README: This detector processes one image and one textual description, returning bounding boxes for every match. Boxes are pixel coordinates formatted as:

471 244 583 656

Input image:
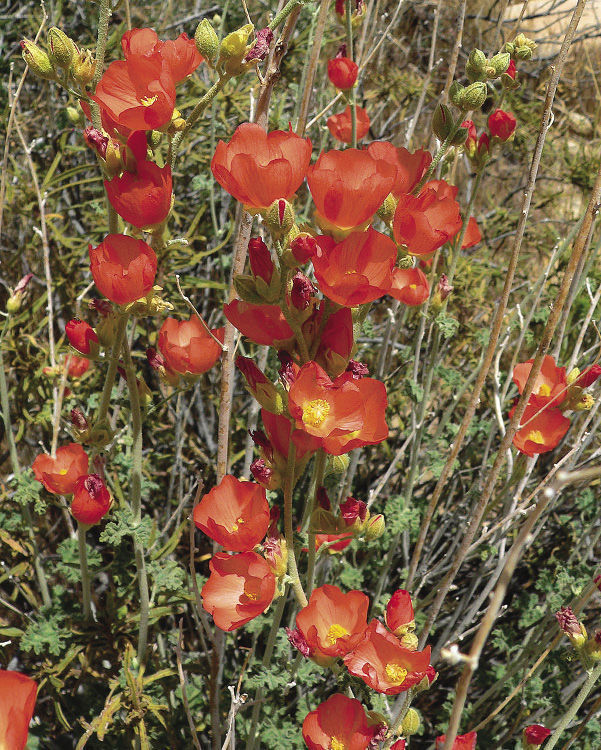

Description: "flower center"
385 663 408 685
230 517 245 533
538 383 551 397
139 95 158 107
330 738 346 750
409 284 417 290
243 587 258 601
526 430 545 445
302 398 330 428
326 623 349 646
58 468 68 475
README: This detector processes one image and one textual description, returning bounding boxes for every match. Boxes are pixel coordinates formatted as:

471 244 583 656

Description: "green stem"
96 314 128 427
90 0 112 129
121 329 150 664
245 591 288 750
283 442 308 607
544 662 601 750
0 316 51 607
78 522 92 622
306 450 327 596
268 0 303 30
344 0 357 148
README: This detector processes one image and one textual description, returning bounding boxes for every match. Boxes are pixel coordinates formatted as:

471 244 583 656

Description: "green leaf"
10 469 46 514
56 537 102 583
99 505 153 548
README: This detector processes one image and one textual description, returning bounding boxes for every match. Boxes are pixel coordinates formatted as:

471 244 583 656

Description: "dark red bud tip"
285 627 311 657
346 359 369 379
146 347 165 370
70 408 89 431
84 473 105 498
316 486 331 510
277 351 296 386
290 272 314 310
335 43 348 58
250 458 274 486
14 273 33 294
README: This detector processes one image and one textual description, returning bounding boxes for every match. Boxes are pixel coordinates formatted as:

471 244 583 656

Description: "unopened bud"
70 407 89 433
233 274 266 304
489 52 511 78
264 198 295 239
326 453 350 476
432 103 455 141
47 27 76 68
6 273 33 313
66 105 82 124
400 708 421 736
377 193 398 223
449 81 465 107
465 48 487 82
21 39 55 79
236 356 285 413
555 606 587 648
290 272 315 311
71 48 96 87
365 513 385 541
461 81 487 110
195 19 220 64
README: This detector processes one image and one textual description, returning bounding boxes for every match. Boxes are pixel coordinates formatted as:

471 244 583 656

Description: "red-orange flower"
32 442 89 495
121 28 203 82
385 589 415 635
296 584 369 665
393 180 462 255
211 123 312 210
67 354 91 378
524 725 551 746
367 141 432 197
343 620 431 694
389 267 429 306
0 669 38 750
158 315 224 376
461 216 482 249
66 319 99 356
435 732 477 749
307 149 396 232
71 474 112 525
312 229 396 306
288 361 364 442
327 106 370 144
327 56 358 90
321 375 388 454
89 234 157 305
488 108 516 141
224 300 294 347
105 132 172 229
510 402 570 457
201 551 276 631
193 475 270 551
302 693 374 750
512 355 567 407
91 55 176 133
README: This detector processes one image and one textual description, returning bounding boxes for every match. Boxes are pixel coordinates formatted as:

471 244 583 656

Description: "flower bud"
70 407 90 436
236 356 285 413
21 39 55 79
573 364 601 388
523 725 551 748
488 109 517 141
264 198 295 239
6 273 33 313
377 193 398 223
218 23 254 74
400 708 421 736
325 453 350 476
585 632 601 662
251 458 281 490
289 234 318 265
465 48 487 82
432 103 455 141
555 606 587 648
290 272 315 311
449 80 465 107
66 318 100 357
489 52 511 78
72 474 111 526
248 237 274 284
146 347 179 386
263 534 288 578
339 496 369 534
461 81 487 110
71 48 96 87
47 27 76 68
233 274 266 304
364 513 385 541
195 18 220 64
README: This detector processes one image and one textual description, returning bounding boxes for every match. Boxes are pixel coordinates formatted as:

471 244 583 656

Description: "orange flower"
510 402 570 457
312 229 396 306
211 123 312 210
224 300 294 347
367 141 432 197
327 56 358 90
89 234 157 305
0 669 37 750
105 131 172 229
66 319 99 356
296 584 369 665
327 105 370 144
288 361 364 441
393 179 462 255
385 589 415 635
343 620 431 694
71 474 112 525
307 149 396 233
435 732 477 749
302 693 374 750
512 355 568 407
389 267 430 306
201 551 276 631
32 442 89 495
488 108 516 141
321 375 388 454
461 216 482 249
67 354 91 378
121 28 203 82
91 55 176 133
158 315 224 376
193 475 270 551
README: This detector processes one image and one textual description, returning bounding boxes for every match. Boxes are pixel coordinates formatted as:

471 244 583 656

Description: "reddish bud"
250 458 275 488
249 429 273 459
290 235 318 264
66 318 99 356
248 237 274 284
555 605 587 646
524 725 551 746
327 56 358 90
290 272 315 310
488 108 517 141
277 351 296 387
346 360 370 379
83 126 108 159
385 589 415 635
70 408 89 432
89 299 113 317
340 496 368 525
243 27 274 62
506 59 517 79
576 364 601 388
437 274 454 302
286 627 311 657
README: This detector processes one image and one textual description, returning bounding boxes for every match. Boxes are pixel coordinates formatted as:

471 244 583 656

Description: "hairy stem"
78 522 92 622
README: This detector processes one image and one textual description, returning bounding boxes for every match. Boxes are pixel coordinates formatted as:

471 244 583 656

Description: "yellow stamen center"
243 588 258 601
410 284 417 290
538 383 551 397
140 95 158 107
230 517 245 533
526 430 545 445
330 738 346 750
326 623 349 646
385 663 408 685
59 468 68 475
302 398 330 428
